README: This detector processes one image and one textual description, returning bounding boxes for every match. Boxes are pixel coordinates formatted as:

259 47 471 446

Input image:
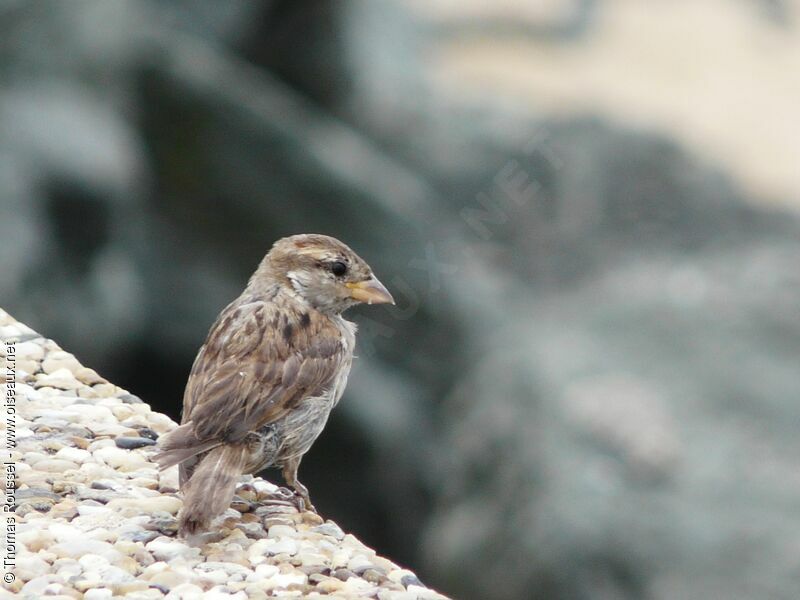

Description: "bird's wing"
182 297 348 444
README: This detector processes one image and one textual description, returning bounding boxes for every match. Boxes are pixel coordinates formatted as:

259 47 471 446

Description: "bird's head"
255 234 395 313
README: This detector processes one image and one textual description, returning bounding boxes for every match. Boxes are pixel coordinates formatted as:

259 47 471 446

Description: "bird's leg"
282 457 316 513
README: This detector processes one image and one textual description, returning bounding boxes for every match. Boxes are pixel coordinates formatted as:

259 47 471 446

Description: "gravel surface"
0 308 448 600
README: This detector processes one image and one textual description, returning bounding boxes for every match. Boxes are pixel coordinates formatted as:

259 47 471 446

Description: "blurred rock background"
3 1 800 598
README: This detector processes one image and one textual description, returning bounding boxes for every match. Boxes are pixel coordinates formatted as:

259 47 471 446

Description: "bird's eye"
330 261 348 277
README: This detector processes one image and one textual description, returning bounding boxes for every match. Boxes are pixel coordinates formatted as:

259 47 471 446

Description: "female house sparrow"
155 234 394 536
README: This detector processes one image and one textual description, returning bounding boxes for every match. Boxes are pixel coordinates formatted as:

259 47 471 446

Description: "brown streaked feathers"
184 300 347 443
154 234 394 536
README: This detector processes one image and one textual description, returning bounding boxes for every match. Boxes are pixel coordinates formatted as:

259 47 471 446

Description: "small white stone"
55 446 92 464
203 590 247 600
122 589 165 599
0 322 35 339
267 524 298 539
111 405 136 420
299 552 328 567
158 467 179 491
128 403 152 416
13 553 50 581
89 422 135 436
146 537 197 562
372 556 396 572
65 403 117 423
264 537 298 556
107 496 181 516
100 565 137 584
330 549 350 569
84 589 114 600
50 394 83 407
21 575 59 596
265 571 307 589
246 563 279 582
77 461 119 481
165 583 204 599
89 438 118 451
92 383 119 397
387 569 417 584
56 560 83 579
79 553 111 571
125 470 160 483
341 577 377 593
247 539 271 555
347 554 375 573
197 562 252 577
142 561 170 577
197 569 229 585
77 505 115 517
50 539 122 562
15 426 35 439
33 458 79 473
73 512 126 538
15 382 38 400
15 340 44 359
94 446 151 471
146 411 178 433
35 368 80 390
22 451 48 465
48 522 81 543
42 351 82 374
342 533 368 550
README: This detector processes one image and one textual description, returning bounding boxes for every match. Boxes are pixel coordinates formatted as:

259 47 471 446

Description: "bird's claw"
291 490 316 513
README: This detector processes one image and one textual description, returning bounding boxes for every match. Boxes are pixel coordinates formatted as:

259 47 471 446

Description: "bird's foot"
264 486 298 506
291 490 316 514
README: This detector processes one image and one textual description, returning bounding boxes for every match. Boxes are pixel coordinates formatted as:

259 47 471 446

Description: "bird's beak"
346 277 395 305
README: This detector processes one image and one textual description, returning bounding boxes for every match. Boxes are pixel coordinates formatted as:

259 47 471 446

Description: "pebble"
7 312 446 600
402 574 425 588
34 368 81 390
266 571 307 589
165 583 204 598
94 446 152 471
247 563 279 581
34 458 80 473
264 537 298 556
42 351 82 374
146 537 198 562
107 496 182 516
312 522 345 540
75 366 106 385
52 540 123 562
14 554 51 581
66 403 117 423
55 446 92 463
15 340 44 361
112 404 137 420
115 436 158 449
50 499 80 520
347 554 376 573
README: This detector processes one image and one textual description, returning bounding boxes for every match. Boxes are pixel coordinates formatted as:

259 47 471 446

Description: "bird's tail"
152 423 220 471
178 443 249 537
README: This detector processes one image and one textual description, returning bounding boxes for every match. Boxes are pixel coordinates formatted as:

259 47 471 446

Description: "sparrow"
154 234 394 536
